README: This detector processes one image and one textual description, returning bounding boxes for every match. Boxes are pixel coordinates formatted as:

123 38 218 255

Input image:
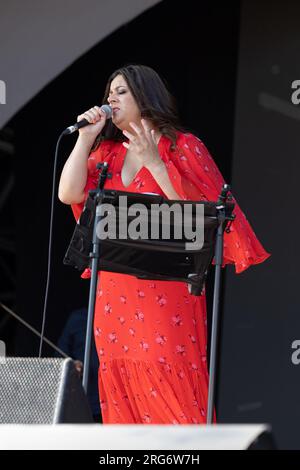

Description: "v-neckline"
119 134 164 188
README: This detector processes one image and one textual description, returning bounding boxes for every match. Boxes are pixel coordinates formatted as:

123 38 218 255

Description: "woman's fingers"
129 121 143 136
77 106 103 123
77 111 91 122
141 118 152 134
140 119 157 146
76 105 107 136
123 120 157 152
122 129 136 142
128 121 150 146
84 108 99 123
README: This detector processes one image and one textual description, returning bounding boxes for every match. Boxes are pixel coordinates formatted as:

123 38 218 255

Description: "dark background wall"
9 0 239 355
3 0 299 450
218 0 300 450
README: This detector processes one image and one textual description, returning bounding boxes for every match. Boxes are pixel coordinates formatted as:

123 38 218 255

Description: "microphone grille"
101 104 112 119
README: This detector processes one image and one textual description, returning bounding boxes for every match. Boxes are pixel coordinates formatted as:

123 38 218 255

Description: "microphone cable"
38 130 65 357
38 106 111 356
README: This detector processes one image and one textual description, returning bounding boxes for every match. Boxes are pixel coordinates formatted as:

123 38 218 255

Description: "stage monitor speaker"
0 357 93 423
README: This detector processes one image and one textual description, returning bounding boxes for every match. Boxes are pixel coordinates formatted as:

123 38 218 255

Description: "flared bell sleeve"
161 132 271 274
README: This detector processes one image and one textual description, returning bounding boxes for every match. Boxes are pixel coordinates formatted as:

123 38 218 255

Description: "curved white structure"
0 0 161 128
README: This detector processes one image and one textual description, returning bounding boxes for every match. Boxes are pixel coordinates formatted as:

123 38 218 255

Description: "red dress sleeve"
70 140 113 279
71 147 102 222
70 141 112 222
162 132 271 274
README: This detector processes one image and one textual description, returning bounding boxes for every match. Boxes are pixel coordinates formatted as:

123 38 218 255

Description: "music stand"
64 162 235 424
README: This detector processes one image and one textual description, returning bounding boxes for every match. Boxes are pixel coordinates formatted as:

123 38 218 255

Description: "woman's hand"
122 119 164 170
77 105 107 139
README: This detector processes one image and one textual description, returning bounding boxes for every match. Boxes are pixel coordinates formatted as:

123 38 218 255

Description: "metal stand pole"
82 162 110 393
207 184 233 424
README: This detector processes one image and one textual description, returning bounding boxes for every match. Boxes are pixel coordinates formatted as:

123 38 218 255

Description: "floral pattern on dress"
70 131 270 424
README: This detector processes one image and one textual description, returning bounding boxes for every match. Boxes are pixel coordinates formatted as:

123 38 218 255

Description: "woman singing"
58 64 270 424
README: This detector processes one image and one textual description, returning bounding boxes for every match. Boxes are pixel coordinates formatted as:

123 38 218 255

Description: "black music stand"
64 162 235 424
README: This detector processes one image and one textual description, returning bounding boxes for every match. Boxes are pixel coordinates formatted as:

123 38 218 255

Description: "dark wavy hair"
92 64 187 152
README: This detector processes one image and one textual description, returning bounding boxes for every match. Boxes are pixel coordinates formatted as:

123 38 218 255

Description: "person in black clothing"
56 307 101 423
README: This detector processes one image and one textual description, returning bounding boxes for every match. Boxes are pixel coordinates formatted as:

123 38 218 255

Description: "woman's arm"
58 134 94 204
146 160 182 200
58 105 108 204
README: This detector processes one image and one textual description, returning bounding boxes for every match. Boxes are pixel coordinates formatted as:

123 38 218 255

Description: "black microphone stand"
207 184 234 424
82 162 111 393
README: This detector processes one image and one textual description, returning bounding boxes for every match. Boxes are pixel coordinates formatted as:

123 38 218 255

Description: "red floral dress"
71 132 270 424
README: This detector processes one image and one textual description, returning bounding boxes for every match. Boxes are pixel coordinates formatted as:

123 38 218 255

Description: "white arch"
0 0 161 128
0 80 6 105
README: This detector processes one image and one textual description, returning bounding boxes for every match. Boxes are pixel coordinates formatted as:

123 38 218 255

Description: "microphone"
63 104 112 135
